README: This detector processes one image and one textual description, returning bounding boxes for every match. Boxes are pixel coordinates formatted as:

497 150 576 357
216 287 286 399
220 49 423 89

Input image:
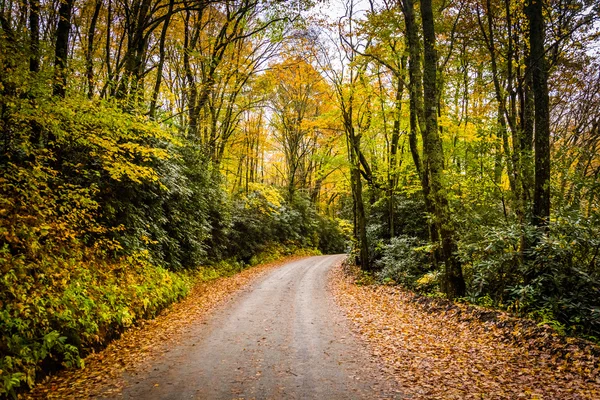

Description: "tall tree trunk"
351 130 369 269
29 0 40 73
477 0 518 198
28 0 42 146
527 0 551 227
117 0 151 102
402 0 440 262
478 0 527 224
420 0 466 298
104 0 114 98
53 0 74 97
504 0 524 222
389 70 405 238
86 0 102 98
183 8 199 137
343 96 369 269
521 58 535 204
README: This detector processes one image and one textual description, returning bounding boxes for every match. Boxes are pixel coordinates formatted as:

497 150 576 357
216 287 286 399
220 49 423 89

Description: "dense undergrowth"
363 189 600 343
0 93 347 397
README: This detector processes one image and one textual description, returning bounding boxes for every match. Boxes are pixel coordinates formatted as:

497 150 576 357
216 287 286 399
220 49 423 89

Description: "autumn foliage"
0 1 345 395
2 0 600 397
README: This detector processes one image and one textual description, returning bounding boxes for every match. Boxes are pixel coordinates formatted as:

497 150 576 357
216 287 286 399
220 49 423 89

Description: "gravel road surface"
118 255 400 399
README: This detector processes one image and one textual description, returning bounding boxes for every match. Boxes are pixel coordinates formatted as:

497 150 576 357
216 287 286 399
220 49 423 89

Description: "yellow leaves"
416 272 437 288
245 182 283 213
105 161 159 184
38 97 179 187
336 219 354 238
140 235 158 246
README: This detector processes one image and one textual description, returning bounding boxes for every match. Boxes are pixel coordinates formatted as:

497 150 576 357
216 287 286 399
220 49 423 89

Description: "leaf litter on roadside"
330 264 600 400
25 256 305 399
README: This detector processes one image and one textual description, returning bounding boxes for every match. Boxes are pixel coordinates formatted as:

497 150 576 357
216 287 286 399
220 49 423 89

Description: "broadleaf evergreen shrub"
458 213 600 338
375 236 435 289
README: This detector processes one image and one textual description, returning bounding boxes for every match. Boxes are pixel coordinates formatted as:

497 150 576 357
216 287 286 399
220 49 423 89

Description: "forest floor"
331 263 600 399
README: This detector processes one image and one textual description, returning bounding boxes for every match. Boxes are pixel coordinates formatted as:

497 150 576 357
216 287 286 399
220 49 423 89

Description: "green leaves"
456 216 600 339
0 250 191 397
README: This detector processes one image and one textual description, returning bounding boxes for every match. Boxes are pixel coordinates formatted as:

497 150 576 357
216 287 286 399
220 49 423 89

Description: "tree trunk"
104 0 114 98
29 0 40 73
53 0 75 98
477 0 519 197
527 0 551 228
351 132 370 270
86 0 102 99
116 0 151 102
402 0 441 262
421 0 466 299
149 0 174 118
184 8 199 137
388 74 405 238
521 60 535 204
344 102 370 269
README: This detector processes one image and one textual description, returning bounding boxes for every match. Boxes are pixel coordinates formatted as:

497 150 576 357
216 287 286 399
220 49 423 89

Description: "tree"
420 0 465 298
326 1 372 269
54 0 75 97
268 57 331 200
526 0 551 228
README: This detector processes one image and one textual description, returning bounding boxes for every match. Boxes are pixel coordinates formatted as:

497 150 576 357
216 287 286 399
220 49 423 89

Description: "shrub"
0 245 191 397
375 235 434 289
225 186 347 262
367 189 429 240
459 212 600 338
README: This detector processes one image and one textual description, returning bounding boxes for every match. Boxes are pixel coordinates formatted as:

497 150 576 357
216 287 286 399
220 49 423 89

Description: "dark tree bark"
477 0 516 194
103 0 114 98
521 62 535 204
0 14 18 159
29 0 40 73
420 0 466 298
116 0 152 101
401 0 440 259
388 65 406 238
27 0 43 146
527 0 551 227
334 52 370 269
504 0 524 219
345 113 370 270
53 0 75 97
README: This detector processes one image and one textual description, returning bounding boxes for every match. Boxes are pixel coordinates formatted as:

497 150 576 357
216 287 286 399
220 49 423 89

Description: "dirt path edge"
25 255 308 399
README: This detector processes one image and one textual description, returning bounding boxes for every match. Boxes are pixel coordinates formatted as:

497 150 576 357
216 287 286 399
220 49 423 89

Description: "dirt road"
117 255 399 399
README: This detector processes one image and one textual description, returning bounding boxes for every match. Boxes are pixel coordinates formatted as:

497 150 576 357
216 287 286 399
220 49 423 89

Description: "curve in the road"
118 255 400 399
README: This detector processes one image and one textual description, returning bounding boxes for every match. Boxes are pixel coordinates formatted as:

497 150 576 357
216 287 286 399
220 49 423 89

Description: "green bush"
0 247 191 397
367 189 429 240
375 235 435 289
459 212 600 338
225 186 347 263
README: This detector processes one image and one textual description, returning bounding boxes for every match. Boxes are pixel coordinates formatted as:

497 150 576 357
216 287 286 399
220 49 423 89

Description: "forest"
1 0 599 396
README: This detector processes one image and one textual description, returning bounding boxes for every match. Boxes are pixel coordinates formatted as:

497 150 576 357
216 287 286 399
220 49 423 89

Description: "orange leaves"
331 264 600 400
